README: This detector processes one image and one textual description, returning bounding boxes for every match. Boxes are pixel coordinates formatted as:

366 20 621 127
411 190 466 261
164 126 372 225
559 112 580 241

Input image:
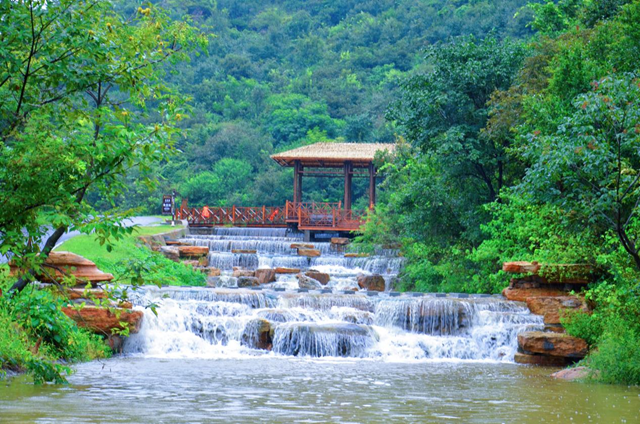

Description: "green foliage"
56 226 206 287
562 280 640 385
110 0 534 213
0 283 110 384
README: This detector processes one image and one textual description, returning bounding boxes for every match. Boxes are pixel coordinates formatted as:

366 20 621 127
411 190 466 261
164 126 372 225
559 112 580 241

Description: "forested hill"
112 0 534 211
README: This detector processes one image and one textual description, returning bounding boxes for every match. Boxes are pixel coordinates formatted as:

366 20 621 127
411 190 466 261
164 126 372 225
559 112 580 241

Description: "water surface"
1 357 639 423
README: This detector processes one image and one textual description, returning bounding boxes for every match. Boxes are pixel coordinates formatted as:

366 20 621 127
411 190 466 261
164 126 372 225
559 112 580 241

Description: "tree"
0 0 206 292
522 73 640 269
390 35 528 204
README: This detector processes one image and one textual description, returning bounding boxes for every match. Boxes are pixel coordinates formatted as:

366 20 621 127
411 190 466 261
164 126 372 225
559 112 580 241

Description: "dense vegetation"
358 0 640 384
109 0 536 211
2 0 639 386
0 0 206 382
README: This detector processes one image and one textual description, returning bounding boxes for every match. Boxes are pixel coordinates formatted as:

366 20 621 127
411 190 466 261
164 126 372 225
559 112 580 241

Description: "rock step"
518 331 588 359
62 306 143 335
525 296 589 325
502 261 593 285
514 352 571 366
10 251 113 285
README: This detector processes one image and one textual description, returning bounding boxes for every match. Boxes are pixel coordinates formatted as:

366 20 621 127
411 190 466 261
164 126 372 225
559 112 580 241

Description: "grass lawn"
55 224 205 286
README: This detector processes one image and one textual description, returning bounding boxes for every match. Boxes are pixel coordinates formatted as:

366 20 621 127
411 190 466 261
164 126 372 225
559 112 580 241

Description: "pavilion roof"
271 142 396 167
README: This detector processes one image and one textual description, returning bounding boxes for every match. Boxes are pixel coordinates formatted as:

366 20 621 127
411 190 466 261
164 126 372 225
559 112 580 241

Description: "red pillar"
293 160 303 204
344 161 353 211
369 162 376 209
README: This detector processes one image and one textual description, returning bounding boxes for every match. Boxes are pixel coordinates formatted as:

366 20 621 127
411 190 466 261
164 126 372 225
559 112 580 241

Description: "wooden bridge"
177 142 395 234
175 201 366 232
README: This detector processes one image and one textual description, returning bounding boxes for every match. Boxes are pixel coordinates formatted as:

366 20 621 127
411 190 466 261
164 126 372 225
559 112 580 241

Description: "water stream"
1 228 639 422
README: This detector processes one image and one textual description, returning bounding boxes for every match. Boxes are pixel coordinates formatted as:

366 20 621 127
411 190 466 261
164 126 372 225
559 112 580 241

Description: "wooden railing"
176 205 286 227
182 202 366 231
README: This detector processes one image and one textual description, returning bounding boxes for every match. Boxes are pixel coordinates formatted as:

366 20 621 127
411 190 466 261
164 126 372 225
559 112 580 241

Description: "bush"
0 282 110 384
563 279 640 385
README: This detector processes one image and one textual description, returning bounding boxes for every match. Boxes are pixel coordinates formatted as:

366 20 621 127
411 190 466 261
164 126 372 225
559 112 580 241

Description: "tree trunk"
9 226 67 293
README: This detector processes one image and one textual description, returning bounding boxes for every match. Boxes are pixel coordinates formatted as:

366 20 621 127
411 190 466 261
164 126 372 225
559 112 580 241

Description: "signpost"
162 195 173 216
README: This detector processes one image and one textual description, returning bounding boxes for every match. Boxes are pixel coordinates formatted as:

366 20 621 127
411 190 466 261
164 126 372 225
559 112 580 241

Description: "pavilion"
178 142 396 233
270 142 396 211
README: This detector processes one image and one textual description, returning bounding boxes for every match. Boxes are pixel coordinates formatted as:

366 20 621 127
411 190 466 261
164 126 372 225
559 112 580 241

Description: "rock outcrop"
357 274 386 291
305 271 330 285
518 331 588 359
297 248 321 257
331 237 350 245
525 296 588 325
255 268 277 285
243 318 272 350
551 366 591 381
233 267 255 278
514 352 571 366
502 261 594 301
177 246 209 258
237 276 260 287
10 251 114 287
62 306 143 335
344 253 369 258
159 246 180 261
232 249 257 254
275 267 300 274
291 243 314 249
297 273 323 290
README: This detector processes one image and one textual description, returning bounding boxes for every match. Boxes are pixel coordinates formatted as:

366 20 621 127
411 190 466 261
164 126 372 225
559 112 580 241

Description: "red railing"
182 202 366 231
176 205 286 227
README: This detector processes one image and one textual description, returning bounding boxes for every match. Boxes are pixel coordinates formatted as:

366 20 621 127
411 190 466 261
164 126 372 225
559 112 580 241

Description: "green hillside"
106 0 534 211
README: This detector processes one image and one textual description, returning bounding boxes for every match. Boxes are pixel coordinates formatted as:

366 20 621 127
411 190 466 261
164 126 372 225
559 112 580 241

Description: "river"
1 227 639 423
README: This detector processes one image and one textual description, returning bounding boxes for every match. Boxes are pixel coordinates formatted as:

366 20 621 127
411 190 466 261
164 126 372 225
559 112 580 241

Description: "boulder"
305 271 330 285
275 267 300 274
66 288 108 300
502 261 593 285
297 273 323 290
255 268 277 285
233 267 255 278
182 260 200 268
232 249 257 254
206 276 221 288
137 234 166 251
177 246 209 258
357 274 386 291
237 276 260 288
291 243 314 249
242 318 272 350
518 331 588 358
165 240 190 246
10 251 114 286
61 306 143 335
159 246 180 261
331 237 350 245
502 287 569 302
526 296 589 325
345 253 369 258
207 267 221 277
514 352 570 366
503 261 542 274
551 366 591 381
298 248 321 257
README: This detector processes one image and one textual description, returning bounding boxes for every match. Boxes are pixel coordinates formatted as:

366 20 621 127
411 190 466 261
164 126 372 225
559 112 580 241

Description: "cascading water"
124 227 543 362
125 288 542 361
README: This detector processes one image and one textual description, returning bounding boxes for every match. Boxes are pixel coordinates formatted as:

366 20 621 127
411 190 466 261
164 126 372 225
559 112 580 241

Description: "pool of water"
1 357 639 423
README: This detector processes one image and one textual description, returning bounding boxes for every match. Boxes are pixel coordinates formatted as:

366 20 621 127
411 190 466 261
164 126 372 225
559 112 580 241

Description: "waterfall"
125 288 543 362
125 227 542 361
